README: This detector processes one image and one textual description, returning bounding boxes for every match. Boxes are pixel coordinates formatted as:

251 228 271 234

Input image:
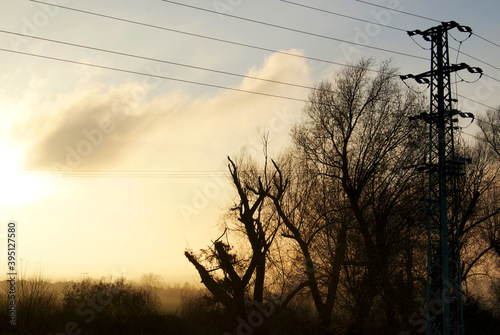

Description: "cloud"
17 80 186 169
17 49 311 171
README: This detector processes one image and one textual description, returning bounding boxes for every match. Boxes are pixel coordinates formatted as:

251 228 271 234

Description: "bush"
61 276 160 333
0 270 58 335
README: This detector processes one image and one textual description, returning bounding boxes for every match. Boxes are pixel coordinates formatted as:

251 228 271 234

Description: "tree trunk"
347 256 379 335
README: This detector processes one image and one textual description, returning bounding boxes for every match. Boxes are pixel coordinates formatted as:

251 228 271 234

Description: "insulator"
467 66 483 74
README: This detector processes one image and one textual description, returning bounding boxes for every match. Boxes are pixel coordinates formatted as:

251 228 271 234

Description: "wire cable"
473 33 500 49
409 34 431 50
158 0 426 60
18 4 499 114
355 0 500 51
0 30 324 93
456 93 497 110
21 169 227 178
449 46 500 72
279 0 407 32
26 0 379 73
27 0 427 62
0 47 309 103
354 0 441 23
480 73 500 83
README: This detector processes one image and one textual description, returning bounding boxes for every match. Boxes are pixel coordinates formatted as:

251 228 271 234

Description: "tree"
454 141 499 279
268 156 350 334
289 58 427 334
184 153 300 334
140 273 165 291
477 106 500 157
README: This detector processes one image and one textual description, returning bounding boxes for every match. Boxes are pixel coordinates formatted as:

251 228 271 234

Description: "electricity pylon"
401 21 482 335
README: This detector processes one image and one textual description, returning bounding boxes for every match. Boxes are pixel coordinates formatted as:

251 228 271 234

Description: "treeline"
184 59 500 335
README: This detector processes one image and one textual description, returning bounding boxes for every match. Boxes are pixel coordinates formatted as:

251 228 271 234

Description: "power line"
354 0 441 23
283 0 499 76
473 33 500 49
456 93 497 110
298 0 500 73
461 131 485 142
16 3 497 113
0 30 323 93
159 0 426 60
450 46 500 72
26 0 378 73
450 43 500 84
3 36 491 114
28 0 427 62
355 0 500 51
0 47 309 103
21 169 227 178
482 73 500 84
280 0 406 32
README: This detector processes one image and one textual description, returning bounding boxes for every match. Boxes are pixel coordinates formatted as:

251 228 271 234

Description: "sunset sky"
0 0 499 283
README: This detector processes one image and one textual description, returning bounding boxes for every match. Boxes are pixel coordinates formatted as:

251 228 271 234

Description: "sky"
0 0 499 284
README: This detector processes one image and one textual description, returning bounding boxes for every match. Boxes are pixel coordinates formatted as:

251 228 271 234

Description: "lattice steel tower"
401 21 482 335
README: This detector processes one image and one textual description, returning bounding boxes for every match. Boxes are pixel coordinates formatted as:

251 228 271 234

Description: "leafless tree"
184 151 308 334
477 106 500 157
289 58 427 334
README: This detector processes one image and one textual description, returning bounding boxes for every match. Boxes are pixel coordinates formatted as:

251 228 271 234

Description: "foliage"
61 276 160 325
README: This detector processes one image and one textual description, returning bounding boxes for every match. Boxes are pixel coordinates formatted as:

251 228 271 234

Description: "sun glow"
0 147 54 206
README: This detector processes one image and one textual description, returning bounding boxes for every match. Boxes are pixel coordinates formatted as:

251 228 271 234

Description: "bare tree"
454 140 500 294
289 58 427 334
268 155 350 334
140 273 165 291
184 156 273 318
184 150 311 335
477 106 500 157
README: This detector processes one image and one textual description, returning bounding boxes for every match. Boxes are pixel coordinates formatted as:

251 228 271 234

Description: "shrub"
61 276 160 332
0 271 58 335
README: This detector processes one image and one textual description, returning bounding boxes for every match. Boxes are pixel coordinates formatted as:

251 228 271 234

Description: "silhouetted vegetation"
0 274 224 335
185 59 500 335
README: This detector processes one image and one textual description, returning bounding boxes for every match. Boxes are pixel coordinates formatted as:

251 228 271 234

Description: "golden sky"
0 0 499 283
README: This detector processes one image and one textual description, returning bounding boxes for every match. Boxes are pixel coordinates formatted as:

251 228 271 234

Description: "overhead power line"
473 34 500 49
284 0 499 78
0 47 309 103
354 0 439 23
22 169 227 178
28 1 426 61
16 2 499 113
480 73 500 83
450 46 500 72
280 0 406 32
283 0 499 74
355 0 500 50
0 30 322 93
159 0 426 60
1 42 491 115
456 93 497 110
26 0 377 73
